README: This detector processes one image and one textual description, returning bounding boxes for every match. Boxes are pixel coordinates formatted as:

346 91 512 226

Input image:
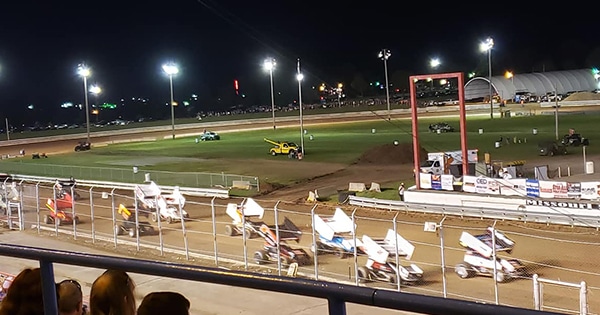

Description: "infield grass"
1 110 597 198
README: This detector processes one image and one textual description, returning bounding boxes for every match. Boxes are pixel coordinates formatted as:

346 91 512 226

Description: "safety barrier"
10 174 230 199
348 195 600 228
0 243 561 315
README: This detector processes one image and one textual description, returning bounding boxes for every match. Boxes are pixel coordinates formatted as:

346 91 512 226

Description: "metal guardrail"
0 162 258 191
0 243 562 315
348 195 600 228
10 174 230 199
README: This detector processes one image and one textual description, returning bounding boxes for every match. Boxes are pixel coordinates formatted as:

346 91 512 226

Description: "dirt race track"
4 104 600 313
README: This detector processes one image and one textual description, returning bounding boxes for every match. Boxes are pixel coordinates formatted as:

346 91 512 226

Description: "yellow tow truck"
264 138 299 156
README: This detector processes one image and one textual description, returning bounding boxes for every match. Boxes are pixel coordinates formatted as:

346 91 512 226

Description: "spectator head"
57 279 85 315
0 267 44 315
89 270 135 315
137 291 190 315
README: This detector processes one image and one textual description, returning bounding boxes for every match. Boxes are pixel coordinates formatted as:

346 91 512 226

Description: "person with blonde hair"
0 267 44 315
89 270 135 315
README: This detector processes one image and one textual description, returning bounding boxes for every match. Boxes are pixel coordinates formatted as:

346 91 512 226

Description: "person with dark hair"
89 270 136 315
57 279 86 315
137 291 190 315
398 183 405 201
0 267 44 315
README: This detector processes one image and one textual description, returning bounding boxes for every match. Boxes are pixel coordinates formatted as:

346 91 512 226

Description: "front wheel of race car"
224 225 236 236
357 267 370 283
44 215 53 224
254 250 268 265
455 264 473 279
151 213 158 222
128 228 136 238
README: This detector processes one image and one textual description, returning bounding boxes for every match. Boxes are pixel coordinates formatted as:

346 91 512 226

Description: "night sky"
0 0 598 124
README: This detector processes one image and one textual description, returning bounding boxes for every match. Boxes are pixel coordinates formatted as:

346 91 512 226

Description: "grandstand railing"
0 243 562 315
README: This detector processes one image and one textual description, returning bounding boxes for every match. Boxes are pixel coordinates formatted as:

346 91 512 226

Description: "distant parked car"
200 131 220 141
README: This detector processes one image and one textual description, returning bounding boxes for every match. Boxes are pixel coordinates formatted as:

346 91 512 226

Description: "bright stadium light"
162 63 179 139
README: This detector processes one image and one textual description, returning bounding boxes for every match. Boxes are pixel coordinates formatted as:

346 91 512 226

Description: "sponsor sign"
580 182 600 200
525 199 600 210
431 174 442 190
441 174 454 191
526 179 540 197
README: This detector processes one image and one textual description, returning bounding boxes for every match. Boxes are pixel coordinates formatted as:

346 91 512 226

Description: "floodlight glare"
89 85 102 95
162 64 179 75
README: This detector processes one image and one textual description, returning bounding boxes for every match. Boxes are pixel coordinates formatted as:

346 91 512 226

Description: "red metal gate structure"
409 72 468 190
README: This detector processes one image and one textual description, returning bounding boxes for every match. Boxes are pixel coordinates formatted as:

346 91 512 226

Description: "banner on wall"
580 182 600 200
495 178 527 197
539 181 568 199
431 175 442 190
567 182 581 198
441 174 454 191
526 179 540 197
422 173 600 202
463 175 476 193
476 176 500 195
419 173 432 190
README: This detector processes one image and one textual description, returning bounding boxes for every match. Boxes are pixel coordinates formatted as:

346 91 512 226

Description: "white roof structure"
465 69 598 101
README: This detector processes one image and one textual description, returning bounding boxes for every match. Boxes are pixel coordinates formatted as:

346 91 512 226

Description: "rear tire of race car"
44 215 52 224
56 218 62 226
151 213 158 222
271 151 277 156
279 256 290 268
495 271 506 283
254 250 268 265
334 247 347 259
357 267 370 283
166 216 173 224
224 225 236 236
74 216 80 225
389 273 398 286
454 264 472 279
115 225 123 236
128 228 136 238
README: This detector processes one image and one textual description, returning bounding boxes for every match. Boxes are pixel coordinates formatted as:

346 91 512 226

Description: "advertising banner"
580 182 600 200
475 176 500 195
431 175 442 190
441 174 454 191
538 181 568 199
497 178 527 197
463 175 476 193
526 179 540 198
419 173 432 190
567 182 581 198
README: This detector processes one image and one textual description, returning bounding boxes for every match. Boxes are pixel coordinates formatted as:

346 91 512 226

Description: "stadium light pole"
263 58 277 130
296 59 305 157
378 49 392 120
77 64 91 143
480 37 494 119
89 85 102 124
162 63 179 140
